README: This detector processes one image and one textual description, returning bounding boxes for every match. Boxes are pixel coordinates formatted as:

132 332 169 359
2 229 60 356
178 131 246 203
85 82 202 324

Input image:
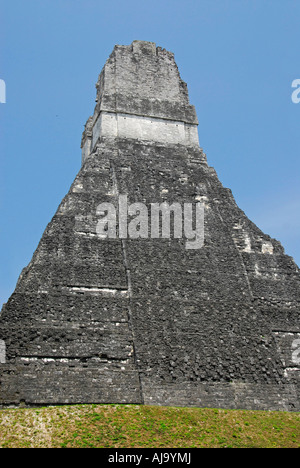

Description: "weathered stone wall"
90 112 199 150
81 41 199 163
0 41 299 410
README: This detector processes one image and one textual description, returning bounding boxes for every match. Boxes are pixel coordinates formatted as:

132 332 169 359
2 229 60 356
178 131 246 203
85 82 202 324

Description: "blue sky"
0 0 299 308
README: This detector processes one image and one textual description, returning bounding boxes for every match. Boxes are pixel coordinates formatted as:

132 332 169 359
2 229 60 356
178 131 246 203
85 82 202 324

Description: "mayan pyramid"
0 41 299 410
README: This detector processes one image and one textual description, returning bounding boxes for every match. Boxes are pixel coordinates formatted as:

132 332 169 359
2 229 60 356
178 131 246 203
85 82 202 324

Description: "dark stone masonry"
0 41 299 410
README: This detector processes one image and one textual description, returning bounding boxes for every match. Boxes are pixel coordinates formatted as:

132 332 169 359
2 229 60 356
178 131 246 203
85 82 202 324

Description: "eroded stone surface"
0 41 299 410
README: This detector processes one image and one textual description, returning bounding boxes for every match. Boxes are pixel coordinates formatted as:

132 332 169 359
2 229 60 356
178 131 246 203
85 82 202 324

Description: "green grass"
0 404 299 448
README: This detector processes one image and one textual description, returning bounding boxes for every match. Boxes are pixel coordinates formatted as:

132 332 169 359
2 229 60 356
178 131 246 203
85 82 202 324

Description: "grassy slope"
0 404 299 448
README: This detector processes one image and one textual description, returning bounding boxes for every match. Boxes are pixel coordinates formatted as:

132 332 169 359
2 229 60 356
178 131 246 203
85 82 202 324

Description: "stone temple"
0 41 299 410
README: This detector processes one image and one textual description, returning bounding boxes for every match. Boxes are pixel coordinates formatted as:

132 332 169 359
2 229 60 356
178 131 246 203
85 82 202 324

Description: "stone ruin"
0 41 299 410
